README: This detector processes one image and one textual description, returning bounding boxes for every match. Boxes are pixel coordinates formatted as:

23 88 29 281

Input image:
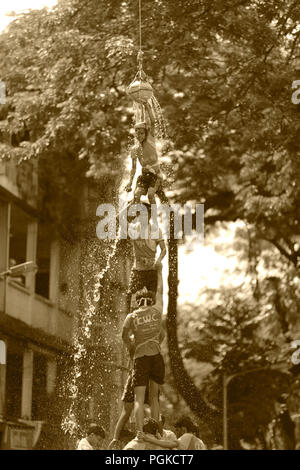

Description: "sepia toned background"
0 0 300 450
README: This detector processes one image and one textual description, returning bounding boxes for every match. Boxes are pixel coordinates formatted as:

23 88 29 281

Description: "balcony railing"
0 278 73 344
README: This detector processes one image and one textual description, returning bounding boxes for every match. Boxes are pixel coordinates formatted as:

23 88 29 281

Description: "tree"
166 215 221 435
175 221 300 448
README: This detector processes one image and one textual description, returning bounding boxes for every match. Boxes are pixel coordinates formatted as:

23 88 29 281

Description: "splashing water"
151 96 168 140
62 230 121 437
133 96 167 140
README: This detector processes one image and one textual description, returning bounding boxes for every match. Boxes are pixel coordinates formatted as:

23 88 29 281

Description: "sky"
0 0 243 309
0 0 57 32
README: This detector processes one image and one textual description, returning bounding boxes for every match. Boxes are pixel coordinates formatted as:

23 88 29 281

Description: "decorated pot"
127 79 153 104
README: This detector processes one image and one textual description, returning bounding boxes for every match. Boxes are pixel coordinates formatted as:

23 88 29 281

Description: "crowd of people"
77 416 206 451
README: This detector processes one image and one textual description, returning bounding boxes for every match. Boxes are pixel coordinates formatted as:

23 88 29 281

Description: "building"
0 155 130 449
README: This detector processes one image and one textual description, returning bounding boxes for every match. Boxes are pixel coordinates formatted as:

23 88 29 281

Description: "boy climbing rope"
122 266 164 434
125 101 168 205
127 202 166 311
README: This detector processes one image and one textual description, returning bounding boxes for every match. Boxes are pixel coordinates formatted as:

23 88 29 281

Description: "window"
5 348 23 419
31 352 47 421
35 224 51 299
9 204 30 286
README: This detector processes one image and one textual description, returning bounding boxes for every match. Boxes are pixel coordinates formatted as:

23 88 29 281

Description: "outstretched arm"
159 327 165 344
154 266 163 311
122 316 135 357
155 240 166 268
125 153 137 192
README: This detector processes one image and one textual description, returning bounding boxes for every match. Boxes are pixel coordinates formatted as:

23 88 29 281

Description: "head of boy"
86 424 105 448
136 286 155 307
143 417 159 436
175 416 198 437
135 122 147 143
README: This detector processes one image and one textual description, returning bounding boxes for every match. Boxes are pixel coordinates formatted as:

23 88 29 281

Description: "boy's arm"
154 266 163 311
141 433 179 449
125 153 137 192
154 239 166 268
122 316 135 356
159 327 165 344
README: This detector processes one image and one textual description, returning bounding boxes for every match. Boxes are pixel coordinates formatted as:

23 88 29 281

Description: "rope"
137 0 144 79
138 0 142 52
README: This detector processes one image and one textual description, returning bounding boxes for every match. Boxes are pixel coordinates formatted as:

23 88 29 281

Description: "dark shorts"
132 354 165 388
122 369 150 404
128 269 157 295
136 170 158 194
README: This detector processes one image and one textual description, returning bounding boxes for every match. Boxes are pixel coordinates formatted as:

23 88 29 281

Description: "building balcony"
0 159 38 209
0 278 73 349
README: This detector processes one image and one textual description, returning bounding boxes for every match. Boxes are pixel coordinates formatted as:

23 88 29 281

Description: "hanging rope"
138 0 142 52
137 0 143 78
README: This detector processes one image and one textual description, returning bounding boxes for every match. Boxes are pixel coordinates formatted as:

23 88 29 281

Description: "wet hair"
87 424 105 438
143 418 159 436
175 416 197 434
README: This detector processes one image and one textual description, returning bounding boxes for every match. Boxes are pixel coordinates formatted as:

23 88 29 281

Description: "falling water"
150 95 168 140
132 96 167 141
62 224 122 439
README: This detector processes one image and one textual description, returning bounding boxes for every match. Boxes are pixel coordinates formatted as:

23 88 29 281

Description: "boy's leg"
112 402 134 441
145 270 158 297
133 186 144 203
133 356 149 432
149 354 165 423
109 369 135 447
149 380 160 423
134 386 147 432
148 187 156 206
156 179 168 204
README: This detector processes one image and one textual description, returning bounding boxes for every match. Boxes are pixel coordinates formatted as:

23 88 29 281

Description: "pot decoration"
126 78 153 104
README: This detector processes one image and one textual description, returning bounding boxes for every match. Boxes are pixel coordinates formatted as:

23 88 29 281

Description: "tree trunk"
166 214 220 431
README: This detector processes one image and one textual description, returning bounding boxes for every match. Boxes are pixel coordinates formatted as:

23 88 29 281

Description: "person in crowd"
157 415 178 442
137 416 207 450
123 418 177 450
174 416 207 450
122 267 164 434
76 424 105 450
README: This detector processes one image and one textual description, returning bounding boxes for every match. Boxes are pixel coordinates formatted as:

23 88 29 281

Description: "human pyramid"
106 60 206 451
